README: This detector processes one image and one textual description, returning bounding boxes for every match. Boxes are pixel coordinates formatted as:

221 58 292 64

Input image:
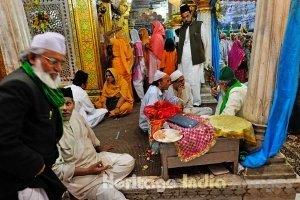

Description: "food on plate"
155 130 166 140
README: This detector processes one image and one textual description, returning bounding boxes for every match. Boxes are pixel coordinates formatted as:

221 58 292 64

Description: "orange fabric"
110 32 133 95
139 28 150 45
144 101 182 149
109 101 133 117
160 49 177 75
95 68 133 114
110 37 132 75
150 21 164 60
139 28 150 73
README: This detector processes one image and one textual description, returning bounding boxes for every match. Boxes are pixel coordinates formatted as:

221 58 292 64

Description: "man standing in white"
177 4 210 107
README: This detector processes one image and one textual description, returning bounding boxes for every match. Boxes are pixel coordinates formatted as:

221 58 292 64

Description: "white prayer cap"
170 70 183 82
31 32 66 55
153 70 167 82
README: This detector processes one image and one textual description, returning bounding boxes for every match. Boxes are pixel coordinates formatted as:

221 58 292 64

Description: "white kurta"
178 24 210 106
67 84 108 128
167 82 212 116
215 84 248 117
52 111 135 200
139 85 179 131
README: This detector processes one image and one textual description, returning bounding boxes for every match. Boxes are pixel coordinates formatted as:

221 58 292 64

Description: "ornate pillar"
117 0 130 41
102 3 113 33
242 0 291 146
69 0 103 90
0 0 31 75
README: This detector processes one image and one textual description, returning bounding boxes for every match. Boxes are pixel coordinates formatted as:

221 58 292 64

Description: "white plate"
153 129 183 143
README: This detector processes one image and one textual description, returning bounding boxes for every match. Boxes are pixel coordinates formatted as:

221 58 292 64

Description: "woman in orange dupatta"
138 28 150 79
148 20 165 83
106 28 133 94
95 68 133 118
160 38 177 75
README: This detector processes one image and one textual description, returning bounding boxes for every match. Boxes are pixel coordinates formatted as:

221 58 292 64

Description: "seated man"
211 66 248 116
139 70 182 153
168 70 213 116
53 88 135 200
66 70 107 128
139 70 173 132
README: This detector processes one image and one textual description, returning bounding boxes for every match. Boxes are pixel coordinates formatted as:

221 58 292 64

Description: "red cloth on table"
169 115 216 162
144 101 182 143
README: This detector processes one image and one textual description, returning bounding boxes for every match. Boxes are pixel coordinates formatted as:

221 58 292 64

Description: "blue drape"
210 0 220 82
242 0 300 168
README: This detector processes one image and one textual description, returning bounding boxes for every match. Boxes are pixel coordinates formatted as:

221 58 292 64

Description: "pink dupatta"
228 40 245 72
150 21 165 60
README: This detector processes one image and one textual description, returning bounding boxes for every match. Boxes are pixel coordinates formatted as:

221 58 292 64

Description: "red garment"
228 40 245 72
144 101 182 141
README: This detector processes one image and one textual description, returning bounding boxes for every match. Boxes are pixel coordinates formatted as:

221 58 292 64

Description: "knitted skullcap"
219 67 235 81
31 32 66 55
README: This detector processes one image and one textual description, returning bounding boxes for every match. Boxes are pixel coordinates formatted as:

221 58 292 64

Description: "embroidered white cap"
153 70 167 82
170 70 183 82
31 32 66 55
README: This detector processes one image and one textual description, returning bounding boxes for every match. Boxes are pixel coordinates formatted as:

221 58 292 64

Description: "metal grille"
23 0 76 83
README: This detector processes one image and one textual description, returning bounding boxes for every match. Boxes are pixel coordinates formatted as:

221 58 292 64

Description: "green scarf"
219 80 242 114
21 61 65 115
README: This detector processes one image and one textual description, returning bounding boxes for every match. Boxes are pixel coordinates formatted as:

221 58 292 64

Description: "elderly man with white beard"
0 32 67 200
167 70 213 116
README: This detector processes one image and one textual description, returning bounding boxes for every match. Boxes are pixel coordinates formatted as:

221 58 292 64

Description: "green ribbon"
21 61 65 122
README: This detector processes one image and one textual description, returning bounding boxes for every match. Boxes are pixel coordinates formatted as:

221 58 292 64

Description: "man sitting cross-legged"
168 70 213 116
52 87 135 200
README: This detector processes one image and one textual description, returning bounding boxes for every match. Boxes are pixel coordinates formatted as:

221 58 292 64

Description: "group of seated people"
139 66 247 131
55 65 247 199
66 68 134 129
70 65 247 134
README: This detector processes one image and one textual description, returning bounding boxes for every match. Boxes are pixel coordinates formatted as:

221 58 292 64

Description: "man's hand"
177 85 184 98
87 161 112 175
211 85 219 97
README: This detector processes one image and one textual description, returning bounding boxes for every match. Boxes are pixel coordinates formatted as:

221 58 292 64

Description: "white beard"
32 58 61 89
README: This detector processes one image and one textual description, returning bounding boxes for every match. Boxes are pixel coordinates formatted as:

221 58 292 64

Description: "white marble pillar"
0 0 31 74
242 0 291 143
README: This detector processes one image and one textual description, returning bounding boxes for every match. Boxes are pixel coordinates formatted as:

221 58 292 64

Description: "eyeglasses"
41 55 65 66
174 78 184 84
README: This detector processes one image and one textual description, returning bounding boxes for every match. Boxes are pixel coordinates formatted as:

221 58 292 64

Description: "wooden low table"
160 138 239 180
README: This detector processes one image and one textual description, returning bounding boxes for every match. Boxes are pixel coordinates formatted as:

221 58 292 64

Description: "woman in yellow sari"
95 68 133 118
113 30 133 90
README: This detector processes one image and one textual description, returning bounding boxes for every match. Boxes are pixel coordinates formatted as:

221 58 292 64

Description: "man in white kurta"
53 88 135 200
67 84 108 128
66 70 108 128
168 70 213 115
177 4 210 107
212 67 247 117
139 70 179 132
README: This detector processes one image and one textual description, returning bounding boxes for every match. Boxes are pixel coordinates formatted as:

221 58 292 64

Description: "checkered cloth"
169 115 216 162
